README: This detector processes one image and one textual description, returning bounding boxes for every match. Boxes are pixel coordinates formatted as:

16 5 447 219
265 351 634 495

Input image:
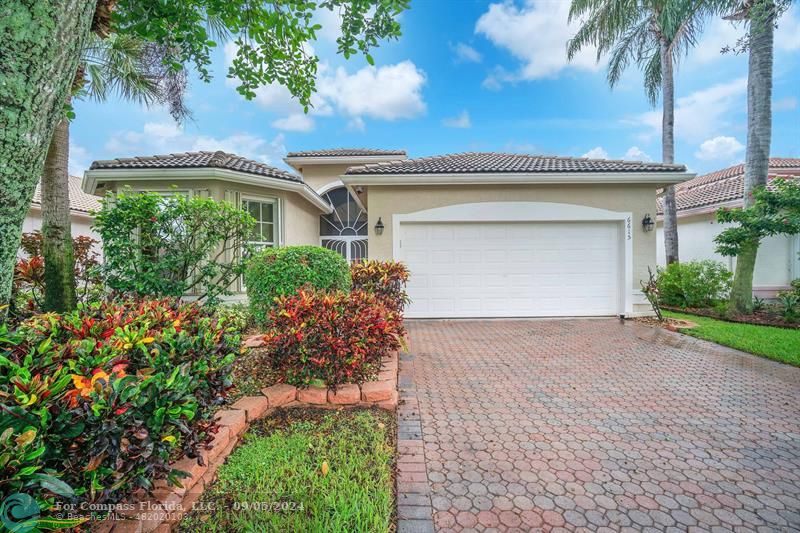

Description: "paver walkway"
396 319 800 532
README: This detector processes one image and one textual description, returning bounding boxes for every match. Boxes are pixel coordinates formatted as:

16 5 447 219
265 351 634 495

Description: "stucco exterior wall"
23 209 99 242
365 184 659 314
294 164 353 192
657 213 798 296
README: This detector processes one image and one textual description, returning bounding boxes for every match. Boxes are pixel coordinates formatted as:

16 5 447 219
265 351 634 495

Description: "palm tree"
567 0 709 266
721 0 786 313
40 34 189 312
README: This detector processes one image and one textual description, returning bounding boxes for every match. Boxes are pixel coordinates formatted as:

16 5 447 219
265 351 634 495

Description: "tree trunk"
660 39 679 265
41 116 77 312
729 0 774 314
0 0 96 316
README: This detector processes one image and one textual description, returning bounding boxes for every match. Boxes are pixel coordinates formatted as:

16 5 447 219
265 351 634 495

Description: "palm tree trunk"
0 0 95 315
729 0 774 314
41 116 77 312
660 39 679 265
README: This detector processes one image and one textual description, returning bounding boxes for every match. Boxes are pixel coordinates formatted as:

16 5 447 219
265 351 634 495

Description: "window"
242 197 278 249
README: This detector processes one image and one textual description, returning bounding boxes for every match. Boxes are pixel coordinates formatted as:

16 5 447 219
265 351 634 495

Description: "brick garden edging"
95 351 399 533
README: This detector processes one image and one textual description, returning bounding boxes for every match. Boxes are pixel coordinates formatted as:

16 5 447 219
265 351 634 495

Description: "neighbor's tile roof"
90 151 303 183
31 175 102 214
657 158 800 215
344 152 687 175
286 148 407 158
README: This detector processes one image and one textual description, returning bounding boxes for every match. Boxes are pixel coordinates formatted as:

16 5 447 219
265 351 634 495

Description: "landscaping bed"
662 305 800 329
661 310 800 367
178 407 395 533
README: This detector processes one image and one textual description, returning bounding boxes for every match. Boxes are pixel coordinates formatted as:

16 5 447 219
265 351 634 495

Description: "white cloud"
105 120 287 166
694 136 744 161
271 113 315 132
317 60 426 120
775 96 798 112
688 5 799 66
442 110 471 129
450 42 482 63
69 142 92 176
224 42 425 127
582 146 609 159
475 0 601 84
624 146 652 162
346 117 366 132
629 77 747 143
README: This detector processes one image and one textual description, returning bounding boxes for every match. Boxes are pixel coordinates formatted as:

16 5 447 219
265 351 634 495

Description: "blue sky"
71 0 800 177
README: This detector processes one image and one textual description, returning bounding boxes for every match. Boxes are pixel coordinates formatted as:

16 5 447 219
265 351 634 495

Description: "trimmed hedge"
244 246 351 324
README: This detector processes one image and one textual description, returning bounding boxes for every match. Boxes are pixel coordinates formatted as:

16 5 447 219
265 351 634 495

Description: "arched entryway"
320 186 368 261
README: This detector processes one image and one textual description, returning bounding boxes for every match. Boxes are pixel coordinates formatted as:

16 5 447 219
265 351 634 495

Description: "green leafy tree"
715 179 800 277
40 33 189 313
568 0 712 265
0 0 408 316
93 191 256 303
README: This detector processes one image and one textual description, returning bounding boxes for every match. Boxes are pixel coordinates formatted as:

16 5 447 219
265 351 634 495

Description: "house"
83 149 692 318
25 175 102 241
656 158 800 298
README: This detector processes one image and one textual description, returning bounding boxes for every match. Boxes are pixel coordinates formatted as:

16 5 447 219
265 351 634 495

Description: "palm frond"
642 49 663 106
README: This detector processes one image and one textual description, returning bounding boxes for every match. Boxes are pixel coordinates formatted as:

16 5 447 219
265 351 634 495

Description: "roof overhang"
656 199 741 221
341 171 695 186
284 154 407 171
83 167 333 214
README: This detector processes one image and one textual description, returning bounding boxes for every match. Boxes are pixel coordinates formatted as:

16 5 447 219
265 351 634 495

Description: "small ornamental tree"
93 191 255 303
715 177 800 312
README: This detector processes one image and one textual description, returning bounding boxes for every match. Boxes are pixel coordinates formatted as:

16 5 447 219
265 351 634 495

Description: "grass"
663 310 800 366
179 408 395 533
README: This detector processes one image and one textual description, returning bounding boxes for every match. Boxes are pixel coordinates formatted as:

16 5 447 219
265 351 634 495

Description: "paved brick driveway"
396 319 800 532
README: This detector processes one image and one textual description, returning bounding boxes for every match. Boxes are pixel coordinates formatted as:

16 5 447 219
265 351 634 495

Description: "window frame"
241 194 282 249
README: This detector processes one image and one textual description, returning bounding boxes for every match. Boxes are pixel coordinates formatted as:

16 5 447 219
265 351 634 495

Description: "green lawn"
663 310 800 366
179 408 395 533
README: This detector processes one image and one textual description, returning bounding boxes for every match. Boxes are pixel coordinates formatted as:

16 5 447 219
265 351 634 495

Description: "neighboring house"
25 175 102 241
83 149 692 318
656 158 800 298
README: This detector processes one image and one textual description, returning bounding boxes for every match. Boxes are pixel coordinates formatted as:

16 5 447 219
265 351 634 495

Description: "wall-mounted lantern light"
642 213 655 232
374 217 385 235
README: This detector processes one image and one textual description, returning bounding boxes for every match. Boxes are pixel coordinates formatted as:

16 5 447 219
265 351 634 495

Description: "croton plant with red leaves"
0 298 242 508
261 289 406 389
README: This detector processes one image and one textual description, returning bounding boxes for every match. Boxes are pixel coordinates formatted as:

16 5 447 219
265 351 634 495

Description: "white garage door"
400 221 622 318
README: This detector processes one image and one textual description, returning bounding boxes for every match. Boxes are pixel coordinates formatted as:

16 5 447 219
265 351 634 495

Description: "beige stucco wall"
366 183 659 315
294 164 352 192
657 213 798 296
101 178 321 247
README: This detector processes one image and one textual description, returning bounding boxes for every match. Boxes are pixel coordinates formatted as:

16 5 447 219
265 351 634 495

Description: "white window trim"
241 194 282 247
392 201 635 316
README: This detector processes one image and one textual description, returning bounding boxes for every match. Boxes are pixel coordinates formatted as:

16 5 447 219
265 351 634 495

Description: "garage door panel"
401 220 621 318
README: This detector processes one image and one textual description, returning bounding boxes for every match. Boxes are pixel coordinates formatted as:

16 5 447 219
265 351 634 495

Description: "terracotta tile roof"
657 158 800 215
344 152 687 175
90 151 303 183
286 148 407 158
31 175 102 214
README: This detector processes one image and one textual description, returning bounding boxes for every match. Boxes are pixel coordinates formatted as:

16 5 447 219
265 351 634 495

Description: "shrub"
260 289 405 389
0 299 238 508
778 291 799 322
244 246 351 324
93 190 255 303
657 260 733 308
351 260 410 314
11 232 102 319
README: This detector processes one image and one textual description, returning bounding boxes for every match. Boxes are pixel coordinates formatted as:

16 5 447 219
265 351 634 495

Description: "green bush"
657 260 733 308
0 299 238 514
93 190 255 304
244 246 351 323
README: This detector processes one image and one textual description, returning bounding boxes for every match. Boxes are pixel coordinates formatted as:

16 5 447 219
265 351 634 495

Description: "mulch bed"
635 316 698 331
662 305 800 329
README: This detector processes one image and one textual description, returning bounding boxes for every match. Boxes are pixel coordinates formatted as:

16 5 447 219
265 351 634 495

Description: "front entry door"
320 187 368 262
